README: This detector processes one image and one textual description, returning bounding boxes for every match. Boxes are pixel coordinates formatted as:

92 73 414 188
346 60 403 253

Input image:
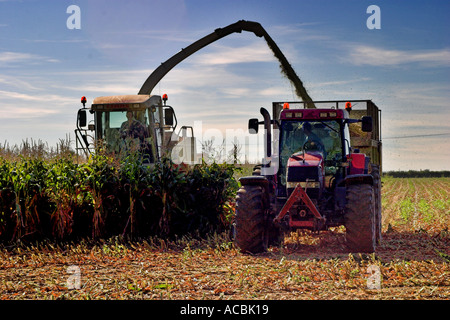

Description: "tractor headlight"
286 181 320 189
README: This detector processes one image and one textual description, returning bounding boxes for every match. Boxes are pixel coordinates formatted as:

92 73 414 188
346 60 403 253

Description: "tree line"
383 170 450 178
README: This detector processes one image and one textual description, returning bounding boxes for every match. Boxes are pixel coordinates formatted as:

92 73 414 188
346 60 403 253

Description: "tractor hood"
287 151 323 168
286 151 324 198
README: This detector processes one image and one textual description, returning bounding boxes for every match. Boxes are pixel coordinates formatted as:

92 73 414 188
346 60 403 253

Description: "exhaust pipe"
260 107 271 158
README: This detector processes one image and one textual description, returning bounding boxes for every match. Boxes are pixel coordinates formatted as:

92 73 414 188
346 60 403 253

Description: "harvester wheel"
370 164 382 244
345 183 376 253
234 184 268 253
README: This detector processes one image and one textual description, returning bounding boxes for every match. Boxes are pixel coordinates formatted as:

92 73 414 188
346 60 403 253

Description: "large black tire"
345 183 376 253
370 164 382 244
234 184 268 253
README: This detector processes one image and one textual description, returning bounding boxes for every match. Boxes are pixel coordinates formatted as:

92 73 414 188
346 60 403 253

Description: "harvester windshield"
99 109 152 156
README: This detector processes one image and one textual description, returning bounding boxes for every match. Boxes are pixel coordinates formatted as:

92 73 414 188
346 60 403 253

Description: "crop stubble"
0 177 449 300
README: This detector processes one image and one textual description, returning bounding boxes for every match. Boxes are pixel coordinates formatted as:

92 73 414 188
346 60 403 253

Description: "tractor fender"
339 174 374 187
238 176 270 207
239 175 269 187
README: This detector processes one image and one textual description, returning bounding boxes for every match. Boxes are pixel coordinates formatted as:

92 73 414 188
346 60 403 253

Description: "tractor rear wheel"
234 184 268 253
371 164 382 244
345 183 376 253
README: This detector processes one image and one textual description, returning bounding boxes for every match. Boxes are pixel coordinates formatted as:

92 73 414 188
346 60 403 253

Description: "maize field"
0 152 449 300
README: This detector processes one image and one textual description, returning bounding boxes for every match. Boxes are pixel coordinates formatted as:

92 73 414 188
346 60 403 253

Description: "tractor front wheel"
345 183 376 253
234 184 268 253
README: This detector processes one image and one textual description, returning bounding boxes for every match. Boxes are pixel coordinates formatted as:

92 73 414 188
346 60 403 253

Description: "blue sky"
0 0 449 170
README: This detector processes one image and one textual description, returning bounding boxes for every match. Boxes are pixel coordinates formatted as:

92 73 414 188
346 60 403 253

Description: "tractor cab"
75 94 197 164
278 108 351 198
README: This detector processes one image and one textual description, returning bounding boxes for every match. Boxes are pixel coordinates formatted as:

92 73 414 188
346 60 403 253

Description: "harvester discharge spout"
138 20 315 108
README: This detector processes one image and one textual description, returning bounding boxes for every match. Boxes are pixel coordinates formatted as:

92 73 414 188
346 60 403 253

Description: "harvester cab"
75 94 197 164
235 100 382 254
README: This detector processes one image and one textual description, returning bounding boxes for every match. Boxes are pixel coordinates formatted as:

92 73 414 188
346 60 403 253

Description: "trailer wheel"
234 184 268 253
345 183 376 253
370 164 382 244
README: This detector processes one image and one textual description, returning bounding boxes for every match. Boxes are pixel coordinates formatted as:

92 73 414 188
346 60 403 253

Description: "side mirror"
77 109 87 127
248 118 259 134
361 116 373 132
164 107 174 126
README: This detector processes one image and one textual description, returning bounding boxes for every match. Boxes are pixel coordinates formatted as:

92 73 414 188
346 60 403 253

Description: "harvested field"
0 177 449 300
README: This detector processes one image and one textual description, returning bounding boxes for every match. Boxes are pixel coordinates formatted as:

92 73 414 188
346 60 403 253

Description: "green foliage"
0 154 239 243
0 157 51 240
400 198 414 223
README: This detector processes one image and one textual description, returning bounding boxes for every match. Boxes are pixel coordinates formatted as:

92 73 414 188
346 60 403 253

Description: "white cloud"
347 46 450 67
221 87 251 97
387 83 450 111
0 90 73 104
0 51 60 65
309 78 372 88
25 39 87 44
158 65 254 91
56 69 154 77
0 75 41 91
258 86 289 97
47 69 156 96
0 52 36 62
0 105 60 119
189 42 275 65
271 23 331 42
53 84 139 95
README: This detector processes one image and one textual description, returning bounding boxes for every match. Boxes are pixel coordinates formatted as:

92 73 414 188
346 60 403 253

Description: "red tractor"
234 100 382 253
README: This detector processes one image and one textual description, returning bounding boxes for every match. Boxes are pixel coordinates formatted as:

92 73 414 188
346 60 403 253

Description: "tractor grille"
287 166 319 182
286 166 321 199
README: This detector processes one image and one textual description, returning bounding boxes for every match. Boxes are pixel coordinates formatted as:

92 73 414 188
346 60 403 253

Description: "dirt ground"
0 228 448 300
1 177 449 300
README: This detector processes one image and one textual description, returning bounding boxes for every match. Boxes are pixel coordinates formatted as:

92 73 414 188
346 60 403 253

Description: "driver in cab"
120 111 148 142
302 122 325 154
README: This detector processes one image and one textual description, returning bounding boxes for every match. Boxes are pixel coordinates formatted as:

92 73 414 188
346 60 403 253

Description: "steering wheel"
303 139 325 153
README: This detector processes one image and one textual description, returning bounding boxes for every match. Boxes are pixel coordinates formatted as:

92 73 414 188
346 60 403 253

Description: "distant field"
381 177 450 233
0 177 449 300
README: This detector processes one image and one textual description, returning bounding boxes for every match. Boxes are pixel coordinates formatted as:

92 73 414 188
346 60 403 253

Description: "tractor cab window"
280 120 341 161
279 120 343 185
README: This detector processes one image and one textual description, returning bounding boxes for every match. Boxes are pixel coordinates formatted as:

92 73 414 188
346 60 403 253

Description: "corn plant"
182 161 238 236
119 152 153 237
0 158 16 240
82 153 120 238
0 158 51 240
0 150 240 243
45 158 81 239
147 157 188 237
